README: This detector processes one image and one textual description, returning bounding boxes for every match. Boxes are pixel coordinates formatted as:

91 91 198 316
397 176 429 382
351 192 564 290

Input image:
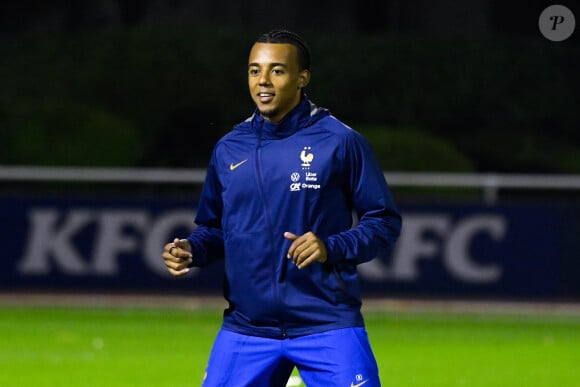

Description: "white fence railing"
2 166 580 204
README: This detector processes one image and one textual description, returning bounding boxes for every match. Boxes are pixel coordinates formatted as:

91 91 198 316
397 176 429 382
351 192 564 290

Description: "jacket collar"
250 95 328 140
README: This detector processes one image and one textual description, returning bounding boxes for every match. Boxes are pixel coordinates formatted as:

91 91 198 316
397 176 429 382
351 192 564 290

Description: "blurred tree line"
0 9 578 172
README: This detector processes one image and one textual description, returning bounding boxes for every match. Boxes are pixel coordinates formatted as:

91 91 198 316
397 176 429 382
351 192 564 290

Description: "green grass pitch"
1 304 579 386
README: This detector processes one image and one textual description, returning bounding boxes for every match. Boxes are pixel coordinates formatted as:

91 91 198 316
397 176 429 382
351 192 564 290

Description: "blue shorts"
202 327 381 387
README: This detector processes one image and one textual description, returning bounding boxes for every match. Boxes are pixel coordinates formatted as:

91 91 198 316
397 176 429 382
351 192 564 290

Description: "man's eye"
272 69 284 75
249 69 259 76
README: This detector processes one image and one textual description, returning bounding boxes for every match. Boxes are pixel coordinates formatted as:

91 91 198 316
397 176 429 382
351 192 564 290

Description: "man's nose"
259 72 271 85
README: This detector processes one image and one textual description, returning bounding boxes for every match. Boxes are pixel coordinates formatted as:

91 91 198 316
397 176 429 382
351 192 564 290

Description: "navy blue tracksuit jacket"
187 96 402 339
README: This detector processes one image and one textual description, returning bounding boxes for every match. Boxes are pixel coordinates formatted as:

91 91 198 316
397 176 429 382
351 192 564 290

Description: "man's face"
248 43 310 123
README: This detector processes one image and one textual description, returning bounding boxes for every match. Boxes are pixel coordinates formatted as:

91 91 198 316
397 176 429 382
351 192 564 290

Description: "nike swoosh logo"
351 380 369 387
229 159 248 170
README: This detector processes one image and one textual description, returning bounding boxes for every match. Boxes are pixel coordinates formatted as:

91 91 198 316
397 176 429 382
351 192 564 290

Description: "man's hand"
162 238 193 277
284 231 328 269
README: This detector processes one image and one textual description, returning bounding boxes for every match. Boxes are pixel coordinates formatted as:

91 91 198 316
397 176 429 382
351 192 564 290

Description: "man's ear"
298 70 311 89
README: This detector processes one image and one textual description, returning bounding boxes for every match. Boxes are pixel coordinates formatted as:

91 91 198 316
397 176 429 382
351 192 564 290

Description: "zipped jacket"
187 96 402 338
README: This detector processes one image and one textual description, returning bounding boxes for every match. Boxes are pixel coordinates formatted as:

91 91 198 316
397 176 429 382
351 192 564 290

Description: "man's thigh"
203 329 294 387
287 327 381 387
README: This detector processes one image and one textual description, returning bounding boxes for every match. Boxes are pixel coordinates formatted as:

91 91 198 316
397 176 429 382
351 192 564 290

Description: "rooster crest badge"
300 146 314 169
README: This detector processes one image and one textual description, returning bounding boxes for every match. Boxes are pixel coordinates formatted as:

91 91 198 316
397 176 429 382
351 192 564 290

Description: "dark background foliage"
0 0 578 172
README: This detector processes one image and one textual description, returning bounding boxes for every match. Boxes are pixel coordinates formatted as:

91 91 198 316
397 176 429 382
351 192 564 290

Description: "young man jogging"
162 29 402 386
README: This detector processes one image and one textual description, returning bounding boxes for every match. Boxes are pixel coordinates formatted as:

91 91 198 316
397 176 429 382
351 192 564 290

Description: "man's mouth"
257 92 275 103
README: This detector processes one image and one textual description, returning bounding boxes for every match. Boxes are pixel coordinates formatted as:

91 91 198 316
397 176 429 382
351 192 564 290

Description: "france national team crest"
300 146 314 169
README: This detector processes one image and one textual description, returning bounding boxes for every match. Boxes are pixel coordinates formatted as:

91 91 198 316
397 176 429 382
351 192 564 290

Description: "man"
162 29 402 386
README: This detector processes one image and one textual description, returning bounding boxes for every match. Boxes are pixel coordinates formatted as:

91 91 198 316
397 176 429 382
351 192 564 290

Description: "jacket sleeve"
324 130 402 265
186 149 225 267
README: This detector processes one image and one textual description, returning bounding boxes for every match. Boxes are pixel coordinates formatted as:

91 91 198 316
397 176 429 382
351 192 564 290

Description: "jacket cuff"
186 237 208 267
324 236 343 264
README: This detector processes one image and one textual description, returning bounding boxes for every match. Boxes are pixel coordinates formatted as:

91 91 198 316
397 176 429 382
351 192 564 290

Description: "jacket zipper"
254 128 285 338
